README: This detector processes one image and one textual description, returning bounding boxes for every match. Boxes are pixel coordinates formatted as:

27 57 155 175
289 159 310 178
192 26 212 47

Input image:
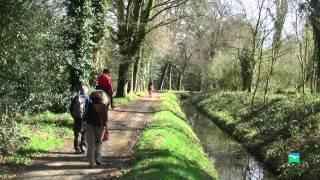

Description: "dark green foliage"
0 115 24 156
0 111 73 167
66 0 108 91
192 92 320 179
0 1 72 114
0 1 73 167
91 0 106 44
66 0 95 91
238 47 254 92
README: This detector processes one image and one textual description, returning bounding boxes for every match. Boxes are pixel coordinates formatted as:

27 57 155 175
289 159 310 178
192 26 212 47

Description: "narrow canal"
182 104 276 180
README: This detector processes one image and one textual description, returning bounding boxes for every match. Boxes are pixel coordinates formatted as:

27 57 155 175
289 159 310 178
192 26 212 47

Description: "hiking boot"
96 161 103 166
75 150 82 154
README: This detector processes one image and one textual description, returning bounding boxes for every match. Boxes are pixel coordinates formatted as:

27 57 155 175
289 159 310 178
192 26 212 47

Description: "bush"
0 115 25 156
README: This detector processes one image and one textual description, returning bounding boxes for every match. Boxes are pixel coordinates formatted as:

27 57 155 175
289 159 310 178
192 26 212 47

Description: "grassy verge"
121 92 218 180
113 91 148 105
0 111 73 174
191 91 320 179
113 93 138 105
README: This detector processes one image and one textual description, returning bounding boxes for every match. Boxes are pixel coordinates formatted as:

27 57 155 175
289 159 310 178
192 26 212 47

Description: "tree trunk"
159 63 169 90
168 64 172 90
133 55 140 92
130 64 134 94
252 46 264 107
264 55 276 101
93 47 100 69
302 63 305 94
104 47 110 68
310 0 320 92
311 68 314 93
264 0 288 101
141 58 148 91
311 56 316 93
116 61 130 97
314 26 320 92
238 48 253 92
200 72 203 92
177 72 182 91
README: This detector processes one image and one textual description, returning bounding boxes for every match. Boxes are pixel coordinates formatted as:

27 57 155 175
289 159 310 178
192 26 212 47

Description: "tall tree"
91 0 107 69
309 0 320 91
67 0 108 90
264 0 288 100
245 0 267 93
238 47 254 92
108 0 188 97
67 0 94 91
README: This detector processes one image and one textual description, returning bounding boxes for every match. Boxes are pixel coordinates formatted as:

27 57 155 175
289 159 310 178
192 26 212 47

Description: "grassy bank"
113 92 148 105
114 93 137 105
0 111 73 177
191 91 320 179
122 92 218 179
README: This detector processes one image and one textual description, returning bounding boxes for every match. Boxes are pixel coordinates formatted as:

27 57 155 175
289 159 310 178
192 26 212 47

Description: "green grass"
1 111 73 166
191 91 320 179
121 92 218 180
22 124 68 152
113 93 137 105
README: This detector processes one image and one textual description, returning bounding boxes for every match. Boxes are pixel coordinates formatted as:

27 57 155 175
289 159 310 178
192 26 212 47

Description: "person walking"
96 68 114 109
69 85 90 154
148 80 154 98
86 90 109 167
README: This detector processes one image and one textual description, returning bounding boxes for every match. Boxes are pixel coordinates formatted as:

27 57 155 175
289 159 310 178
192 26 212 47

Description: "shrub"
0 115 25 156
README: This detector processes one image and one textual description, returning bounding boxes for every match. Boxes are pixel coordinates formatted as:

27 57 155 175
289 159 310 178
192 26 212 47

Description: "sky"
226 0 303 36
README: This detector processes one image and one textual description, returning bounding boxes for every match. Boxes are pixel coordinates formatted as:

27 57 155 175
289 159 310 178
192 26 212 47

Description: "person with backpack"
86 90 109 167
96 68 115 109
69 85 90 154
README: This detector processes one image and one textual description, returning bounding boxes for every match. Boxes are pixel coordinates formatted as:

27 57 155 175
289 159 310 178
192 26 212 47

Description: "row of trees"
66 0 189 97
0 0 187 115
1 0 320 115
149 0 320 98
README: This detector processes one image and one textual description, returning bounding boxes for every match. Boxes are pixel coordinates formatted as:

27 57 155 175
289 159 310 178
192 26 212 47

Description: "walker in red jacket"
96 68 114 109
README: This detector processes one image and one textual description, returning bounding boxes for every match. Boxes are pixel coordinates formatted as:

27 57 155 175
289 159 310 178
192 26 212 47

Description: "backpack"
71 95 86 119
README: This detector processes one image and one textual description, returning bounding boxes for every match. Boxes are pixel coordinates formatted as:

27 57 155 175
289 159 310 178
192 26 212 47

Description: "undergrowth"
0 111 73 167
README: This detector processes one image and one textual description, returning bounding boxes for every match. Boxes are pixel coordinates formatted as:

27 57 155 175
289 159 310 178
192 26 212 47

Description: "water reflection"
182 105 276 180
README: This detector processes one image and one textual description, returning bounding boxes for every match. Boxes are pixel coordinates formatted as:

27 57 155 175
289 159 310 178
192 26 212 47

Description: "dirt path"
13 93 160 180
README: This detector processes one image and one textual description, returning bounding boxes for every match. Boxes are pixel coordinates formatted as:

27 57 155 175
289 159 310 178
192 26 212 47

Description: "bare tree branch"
150 0 176 10
145 15 189 35
148 0 189 22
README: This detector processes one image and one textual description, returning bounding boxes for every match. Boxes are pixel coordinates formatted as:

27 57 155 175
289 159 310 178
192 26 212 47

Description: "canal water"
182 104 277 180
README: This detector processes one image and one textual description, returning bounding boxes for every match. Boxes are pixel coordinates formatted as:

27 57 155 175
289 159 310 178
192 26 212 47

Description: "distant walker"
148 80 154 98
